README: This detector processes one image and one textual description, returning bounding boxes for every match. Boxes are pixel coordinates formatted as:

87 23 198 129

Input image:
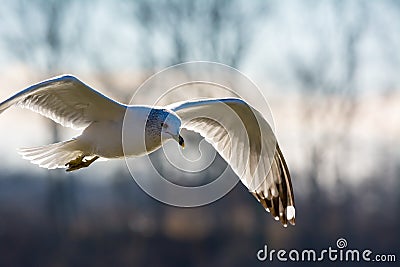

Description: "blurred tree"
289 0 368 185
0 1 400 265
0 0 88 229
132 0 267 69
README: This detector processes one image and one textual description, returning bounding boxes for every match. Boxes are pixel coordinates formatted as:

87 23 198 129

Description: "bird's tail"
18 139 83 169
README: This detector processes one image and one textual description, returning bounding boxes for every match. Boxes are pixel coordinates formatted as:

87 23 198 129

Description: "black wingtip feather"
251 144 295 227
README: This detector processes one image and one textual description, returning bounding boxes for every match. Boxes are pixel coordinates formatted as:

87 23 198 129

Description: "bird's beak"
175 134 185 148
169 132 184 148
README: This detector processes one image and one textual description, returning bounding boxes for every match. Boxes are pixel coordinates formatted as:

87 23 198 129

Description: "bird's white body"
78 106 149 158
77 118 125 158
0 74 295 226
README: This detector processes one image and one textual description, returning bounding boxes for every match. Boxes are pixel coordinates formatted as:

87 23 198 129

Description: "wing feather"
169 98 295 226
0 75 126 129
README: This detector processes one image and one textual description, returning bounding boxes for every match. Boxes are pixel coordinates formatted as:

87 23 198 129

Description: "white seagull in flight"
0 75 295 226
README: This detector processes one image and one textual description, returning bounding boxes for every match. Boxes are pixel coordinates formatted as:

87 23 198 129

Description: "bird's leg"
65 155 99 172
82 156 100 168
66 156 84 172
67 155 84 167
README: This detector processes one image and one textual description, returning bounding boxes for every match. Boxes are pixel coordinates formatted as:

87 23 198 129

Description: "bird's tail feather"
18 139 83 169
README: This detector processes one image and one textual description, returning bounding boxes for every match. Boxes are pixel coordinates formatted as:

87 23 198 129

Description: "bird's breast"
121 107 159 157
77 106 164 158
78 121 125 158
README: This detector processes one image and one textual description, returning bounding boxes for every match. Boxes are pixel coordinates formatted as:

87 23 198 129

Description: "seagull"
0 75 295 226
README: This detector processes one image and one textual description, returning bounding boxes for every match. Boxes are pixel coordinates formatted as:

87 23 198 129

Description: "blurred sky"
1 3 400 267
0 0 399 90
0 0 400 187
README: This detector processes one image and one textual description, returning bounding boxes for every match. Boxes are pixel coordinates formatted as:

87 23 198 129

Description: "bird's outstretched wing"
169 98 295 226
0 75 126 129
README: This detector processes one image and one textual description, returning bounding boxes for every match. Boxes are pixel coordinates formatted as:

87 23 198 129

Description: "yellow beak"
178 135 185 148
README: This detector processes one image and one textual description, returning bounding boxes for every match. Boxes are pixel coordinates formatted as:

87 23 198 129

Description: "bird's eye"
161 122 167 128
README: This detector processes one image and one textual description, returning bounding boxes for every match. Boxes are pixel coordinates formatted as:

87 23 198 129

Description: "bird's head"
145 108 184 151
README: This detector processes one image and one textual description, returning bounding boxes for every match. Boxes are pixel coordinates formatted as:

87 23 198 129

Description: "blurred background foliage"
0 0 399 266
